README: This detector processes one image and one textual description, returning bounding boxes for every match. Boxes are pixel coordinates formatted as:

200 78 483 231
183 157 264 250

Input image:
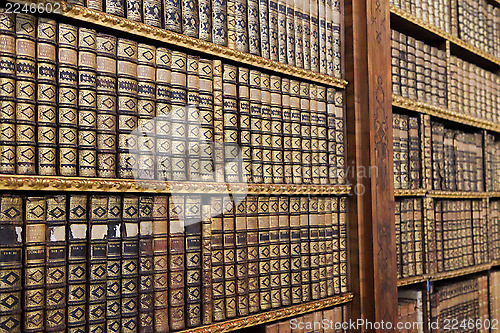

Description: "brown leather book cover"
238 67 252 183
413 198 424 277
261 73 273 184
235 198 249 316
269 197 281 308
318 197 328 298
299 82 312 184
186 55 200 182
290 80 302 184
270 76 284 184
339 197 348 293
308 197 320 300
278 196 291 306
168 195 185 330
334 91 346 184
409 116 421 189
223 64 240 183
199 59 215 182
246 196 260 313
201 200 213 324
258 196 272 310
106 196 122 333
309 85 320 185
395 200 402 279
317 86 328 185
185 195 202 327
281 78 293 184
222 196 237 318
210 196 225 321
139 196 154 332
155 47 172 181
249 70 263 184
324 198 334 296
289 197 302 304
300 196 311 302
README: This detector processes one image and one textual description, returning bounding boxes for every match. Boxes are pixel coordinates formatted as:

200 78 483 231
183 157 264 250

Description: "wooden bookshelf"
397 276 428 287
394 189 427 197
428 191 490 199
15 0 347 89
176 294 354 333
430 264 493 282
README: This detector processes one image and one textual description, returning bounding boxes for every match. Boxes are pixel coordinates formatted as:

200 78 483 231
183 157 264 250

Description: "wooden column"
345 0 398 329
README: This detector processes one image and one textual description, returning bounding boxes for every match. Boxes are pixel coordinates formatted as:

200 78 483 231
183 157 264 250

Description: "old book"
300 82 312 184
186 56 200 182
325 0 333 76
310 85 321 184
406 36 417 101
413 199 424 276
310 0 319 72
213 60 225 183
261 73 273 184
106 0 125 17
199 0 213 41
260 0 270 58
281 78 293 184
222 64 240 183
138 196 154 332
334 91 345 184
227 0 237 49
45 196 68 332
237 67 252 183
293 0 303 68
234 198 249 316
152 196 170 333
308 197 320 300
201 200 213 324
277 0 287 63
339 197 347 293
248 0 260 55
88 196 109 333
302 0 311 70
183 0 199 37
258 196 272 310
127 0 142 22
87 0 103 11
434 200 443 272
286 0 295 65
408 116 421 189
168 195 185 330
399 114 409 189
212 0 228 46
317 88 328 184
210 196 225 321
0 195 23 331
15 14 37 175
395 201 401 278
78 27 98 178
290 80 302 184
155 47 172 181
278 196 291 306
318 198 328 298
326 88 337 184
324 198 334 295
269 197 281 308
198 59 214 181
185 195 202 327
332 0 341 77
289 197 302 304
249 70 263 183
318 0 327 74
96 33 118 178
270 76 284 184
235 0 249 52
66 195 88 333
246 196 260 313
300 196 311 301
331 197 340 294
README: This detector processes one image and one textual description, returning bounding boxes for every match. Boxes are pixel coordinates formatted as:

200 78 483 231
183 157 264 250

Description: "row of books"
431 123 483 192
0 192 349 332
395 198 424 279
432 199 489 274
449 56 500 125
64 0 343 77
392 113 421 191
389 0 451 34
430 275 489 333
0 12 346 185
491 271 500 326
455 0 500 59
391 30 447 108
397 290 424 333
489 200 500 262
485 134 500 192
263 306 347 333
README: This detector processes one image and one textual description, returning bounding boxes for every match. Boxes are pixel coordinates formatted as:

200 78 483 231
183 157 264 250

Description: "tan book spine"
289 197 302 304
210 196 225 321
300 197 311 302
278 196 291 306
246 196 260 313
258 196 272 310
222 196 237 318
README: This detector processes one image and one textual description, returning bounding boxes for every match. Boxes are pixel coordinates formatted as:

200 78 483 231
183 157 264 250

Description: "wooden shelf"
0 175 352 195
397 275 428 287
177 294 354 333
489 192 500 198
15 0 347 89
430 264 492 282
428 191 490 199
393 95 500 134
390 5 500 68
394 189 427 197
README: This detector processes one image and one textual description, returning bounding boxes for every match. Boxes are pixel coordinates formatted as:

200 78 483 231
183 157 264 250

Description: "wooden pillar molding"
345 0 398 329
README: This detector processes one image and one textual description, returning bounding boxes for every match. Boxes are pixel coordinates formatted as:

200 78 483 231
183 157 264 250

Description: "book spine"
289 80 301 184
45 196 68 333
324 198 334 296
0 195 23 331
235 0 249 52
294 0 304 68
310 0 319 72
95 34 118 178
281 79 293 184
339 197 347 293
143 0 162 27
183 0 200 37
434 200 443 272
170 51 188 181
249 70 263 183
164 0 182 32
286 0 295 66
235 198 249 316
269 0 279 61
152 196 170 333
308 197 320 300
138 196 154 333
325 0 333 76
269 197 281 308
248 0 260 55
106 0 125 17
185 195 202 327
137 44 157 181
270 76 284 184
57 23 79 177
201 200 213 324
317 87 328 185
310 85 320 185
318 0 327 74
258 196 272 311
24 197 46 333
87 0 103 11
278 196 291 305
400 115 409 189
236 67 251 183
289 197 302 304
395 200 401 278
213 60 225 183
0 11 16 175
277 0 287 63
210 196 225 321
246 196 260 313
117 39 138 179
15 14 37 175
318 198 328 299
334 90 346 184
36 18 57 176
222 64 240 183
121 196 140 332
300 196 311 302
260 0 270 58
88 196 108 333
326 88 336 184
400 199 408 277
302 0 311 70
261 74 273 184
187 55 200 182
66 195 88 333
414 198 424 276
104 195 121 333
199 59 215 182
332 197 340 294
300 82 311 184
332 0 341 77
227 0 237 50
406 37 417 101
168 195 185 330
155 47 172 181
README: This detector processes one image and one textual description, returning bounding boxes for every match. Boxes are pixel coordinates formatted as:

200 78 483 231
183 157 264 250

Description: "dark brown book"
213 60 225 183
270 76 284 184
325 198 334 296
261 74 273 184
339 197 348 293
317 87 328 185
222 64 240 184
299 196 311 301
331 197 340 294
310 85 320 185
395 200 401 279
393 114 401 190
168 195 185 330
186 55 200 182
106 196 122 333
199 59 215 182
246 196 260 313
289 197 302 304
290 80 302 184
299 82 312 184
281 78 293 184
334 90 346 184
408 116 421 189
155 47 172 181
309 197 320 300
185 195 202 327
238 67 252 184
139 196 154 332
269 196 281 308
222 196 237 318
318 198 328 299
413 199 424 276
210 196 225 321
258 196 272 310
249 70 263 184
278 196 291 306
201 199 213 324
235 198 249 316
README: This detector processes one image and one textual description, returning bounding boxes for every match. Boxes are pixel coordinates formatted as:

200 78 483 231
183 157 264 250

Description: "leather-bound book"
168 195 185 330
258 196 272 311
57 23 79 177
278 196 291 306
310 0 319 72
222 196 237 318
78 28 98 178
308 197 320 300
144 0 162 27
199 59 215 182
139 196 154 332
15 14 37 175
126 0 142 22
281 78 293 184
302 0 311 70
212 0 228 46
121 196 140 333
24 197 46 333
87 0 103 12
227 0 237 49
106 0 125 17
164 0 181 32
260 0 270 58
261 73 273 184
294 0 304 68
211 195 225 321
393 114 401 189
317 87 328 184
152 196 170 333
88 196 109 333
325 0 333 76
106 196 122 333
201 199 213 324
277 0 287 63
409 116 421 189
325 197 334 295
117 39 139 179
289 80 301 184
326 88 336 184
399 114 409 189
222 64 240 183
318 197 328 298
270 76 283 184
395 200 402 279
249 70 263 183
289 197 302 304
339 197 347 292
334 90 346 184
269 0 279 60
185 195 202 327
235 198 249 316
213 60 225 183
67 195 88 333
238 67 252 183
155 47 172 181
269 196 281 308
310 85 320 185
0 10 15 175
199 0 213 41
285 0 295 65
331 197 340 294
36 18 58 176
300 196 311 302
246 196 260 313
96 33 118 178
186 56 200 182
299 82 311 184
45 196 68 333
0 195 23 331
318 0 327 74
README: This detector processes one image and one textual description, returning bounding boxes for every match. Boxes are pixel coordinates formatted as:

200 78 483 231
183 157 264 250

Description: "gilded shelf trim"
394 189 427 197
0 175 352 195
489 192 500 198
430 264 492 281
397 275 428 287
428 190 490 199
177 294 354 333
16 0 347 89
390 5 500 67
392 95 500 134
